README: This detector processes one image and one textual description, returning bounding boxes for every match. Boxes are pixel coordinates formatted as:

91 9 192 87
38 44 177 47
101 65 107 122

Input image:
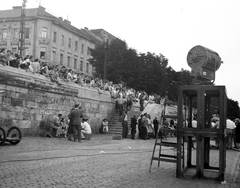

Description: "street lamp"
103 34 108 80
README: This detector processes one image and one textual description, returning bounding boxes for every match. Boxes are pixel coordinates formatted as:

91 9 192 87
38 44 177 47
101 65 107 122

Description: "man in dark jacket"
153 117 159 138
122 111 128 138
69 104 84 142
131 115 137 139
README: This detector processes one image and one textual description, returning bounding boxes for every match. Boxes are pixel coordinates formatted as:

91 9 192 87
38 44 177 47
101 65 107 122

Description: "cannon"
187 45 223 84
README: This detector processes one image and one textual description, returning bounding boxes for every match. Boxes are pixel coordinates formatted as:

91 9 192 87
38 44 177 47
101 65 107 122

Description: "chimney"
38 6 45 12
12 6 22 10
64 19 71 25
59 17 63 21
84 27 88 30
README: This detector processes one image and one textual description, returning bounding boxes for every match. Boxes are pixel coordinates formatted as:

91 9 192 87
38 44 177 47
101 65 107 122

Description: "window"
67 56 70 67
53 31 57 42
80 60 83 71
87 47 91 55
25 47 29 56
52 51 56 63
74 58 77 69
68 38 71 48
41 27 47 38
60 54 63 65
12 47 17 53
81 44 84 54
13 28 19 39
86 62 89 73
75 41 78 51
61 35 64 46
2 29 7 39
25 28 30 39
40 47 46 59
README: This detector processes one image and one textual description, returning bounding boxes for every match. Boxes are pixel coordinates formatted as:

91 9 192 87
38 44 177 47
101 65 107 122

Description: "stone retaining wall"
0 65 139 136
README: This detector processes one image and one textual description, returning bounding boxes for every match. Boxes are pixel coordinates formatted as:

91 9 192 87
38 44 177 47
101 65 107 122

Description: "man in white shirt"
192 117 197 128
226 118 236 149
81 118 92 139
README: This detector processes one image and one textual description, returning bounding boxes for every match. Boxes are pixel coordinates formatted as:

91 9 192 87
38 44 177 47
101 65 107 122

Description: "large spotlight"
187 45 223 84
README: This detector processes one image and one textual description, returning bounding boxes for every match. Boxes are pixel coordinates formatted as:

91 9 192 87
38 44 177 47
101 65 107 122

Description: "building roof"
0 6 94 43
0 6 53 19
90 29 117 43
0 6 117 46
81 28 104 45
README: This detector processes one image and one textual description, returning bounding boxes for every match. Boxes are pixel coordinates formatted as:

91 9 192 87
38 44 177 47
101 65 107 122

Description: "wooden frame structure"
176 85 227 181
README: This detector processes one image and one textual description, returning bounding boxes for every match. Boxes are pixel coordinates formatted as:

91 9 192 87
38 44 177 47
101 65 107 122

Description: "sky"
1 0 240 104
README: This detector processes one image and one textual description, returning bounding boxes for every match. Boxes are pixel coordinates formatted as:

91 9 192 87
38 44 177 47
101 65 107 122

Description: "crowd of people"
3 48 239 146
0 48 160 108
1 48 167 141
211 117 240 149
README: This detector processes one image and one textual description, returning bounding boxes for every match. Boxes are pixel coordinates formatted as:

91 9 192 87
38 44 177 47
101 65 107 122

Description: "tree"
227 98 240 119
89 39 240 116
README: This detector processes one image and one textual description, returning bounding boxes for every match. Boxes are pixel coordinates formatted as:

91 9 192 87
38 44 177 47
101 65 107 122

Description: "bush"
39 118 53 132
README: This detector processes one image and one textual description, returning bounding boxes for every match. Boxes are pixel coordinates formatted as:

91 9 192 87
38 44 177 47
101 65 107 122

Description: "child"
102 119 108 133
58 114 68 138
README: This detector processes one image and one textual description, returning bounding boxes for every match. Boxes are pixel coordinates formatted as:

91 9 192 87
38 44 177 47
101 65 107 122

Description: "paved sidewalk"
0 135 240 188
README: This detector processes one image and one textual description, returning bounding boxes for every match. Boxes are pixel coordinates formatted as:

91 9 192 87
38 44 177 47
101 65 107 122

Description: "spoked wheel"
7 126 22 145
0 127 6 146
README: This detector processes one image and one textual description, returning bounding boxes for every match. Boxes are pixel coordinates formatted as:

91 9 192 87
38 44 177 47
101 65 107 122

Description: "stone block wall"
0 66 129 136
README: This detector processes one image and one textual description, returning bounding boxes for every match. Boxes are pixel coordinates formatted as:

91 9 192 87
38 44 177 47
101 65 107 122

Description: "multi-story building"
0 6 116 76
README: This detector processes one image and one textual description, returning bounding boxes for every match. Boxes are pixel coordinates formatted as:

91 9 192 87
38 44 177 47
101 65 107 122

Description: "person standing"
226 118 236 149
122 111 128 138
153 117 159 138
141 114 148 140
67 107 74 141
138 115 143 139
69 104 84 142
234 118 240 149
117 96 126 116
130 115 137 139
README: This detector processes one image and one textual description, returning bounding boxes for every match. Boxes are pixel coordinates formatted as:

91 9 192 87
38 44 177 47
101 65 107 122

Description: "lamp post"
103 35 108 80
19 0 27 57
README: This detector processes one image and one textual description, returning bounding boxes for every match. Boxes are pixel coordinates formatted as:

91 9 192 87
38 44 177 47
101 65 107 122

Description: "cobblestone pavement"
0 135 240 188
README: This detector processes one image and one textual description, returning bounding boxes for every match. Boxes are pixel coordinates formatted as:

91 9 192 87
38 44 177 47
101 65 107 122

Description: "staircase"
108 108 141 135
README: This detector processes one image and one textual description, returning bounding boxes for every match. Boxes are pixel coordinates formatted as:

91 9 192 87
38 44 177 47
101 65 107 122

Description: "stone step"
108 109 141 135
108 131 122 135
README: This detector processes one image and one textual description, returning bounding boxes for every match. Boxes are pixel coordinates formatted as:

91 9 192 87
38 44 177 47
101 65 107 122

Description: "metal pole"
103 38 108 80
19 0 27 56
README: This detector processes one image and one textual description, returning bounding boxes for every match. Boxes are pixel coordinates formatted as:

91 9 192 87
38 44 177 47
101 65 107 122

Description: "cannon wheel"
0 127 6 146
7 126 22 145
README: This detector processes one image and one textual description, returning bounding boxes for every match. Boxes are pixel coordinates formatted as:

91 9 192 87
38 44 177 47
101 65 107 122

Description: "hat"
82 117 88 121
0 48 5 53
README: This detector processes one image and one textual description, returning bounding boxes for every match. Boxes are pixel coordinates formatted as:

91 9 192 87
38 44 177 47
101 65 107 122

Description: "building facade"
0 6 116 76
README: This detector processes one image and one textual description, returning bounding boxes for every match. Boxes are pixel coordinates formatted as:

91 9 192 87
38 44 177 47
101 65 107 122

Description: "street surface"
0 135 240 188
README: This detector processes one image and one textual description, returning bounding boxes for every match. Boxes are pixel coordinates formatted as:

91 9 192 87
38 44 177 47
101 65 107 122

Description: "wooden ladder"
149 100 184 172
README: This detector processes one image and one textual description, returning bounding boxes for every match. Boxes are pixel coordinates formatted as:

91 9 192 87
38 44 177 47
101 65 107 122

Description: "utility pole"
19 0 27 57
103 35 108 80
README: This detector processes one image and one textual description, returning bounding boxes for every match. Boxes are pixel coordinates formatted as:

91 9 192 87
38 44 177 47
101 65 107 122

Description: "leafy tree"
227 98 240 119
89 39 240 114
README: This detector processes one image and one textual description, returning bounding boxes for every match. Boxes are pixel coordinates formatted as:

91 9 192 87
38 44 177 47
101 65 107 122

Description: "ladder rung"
160 154 177 158
162 115 178 119
152 157 177 163
160 141 177 147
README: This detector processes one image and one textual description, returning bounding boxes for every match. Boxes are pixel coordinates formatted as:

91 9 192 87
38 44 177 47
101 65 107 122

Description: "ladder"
149 100 184 172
